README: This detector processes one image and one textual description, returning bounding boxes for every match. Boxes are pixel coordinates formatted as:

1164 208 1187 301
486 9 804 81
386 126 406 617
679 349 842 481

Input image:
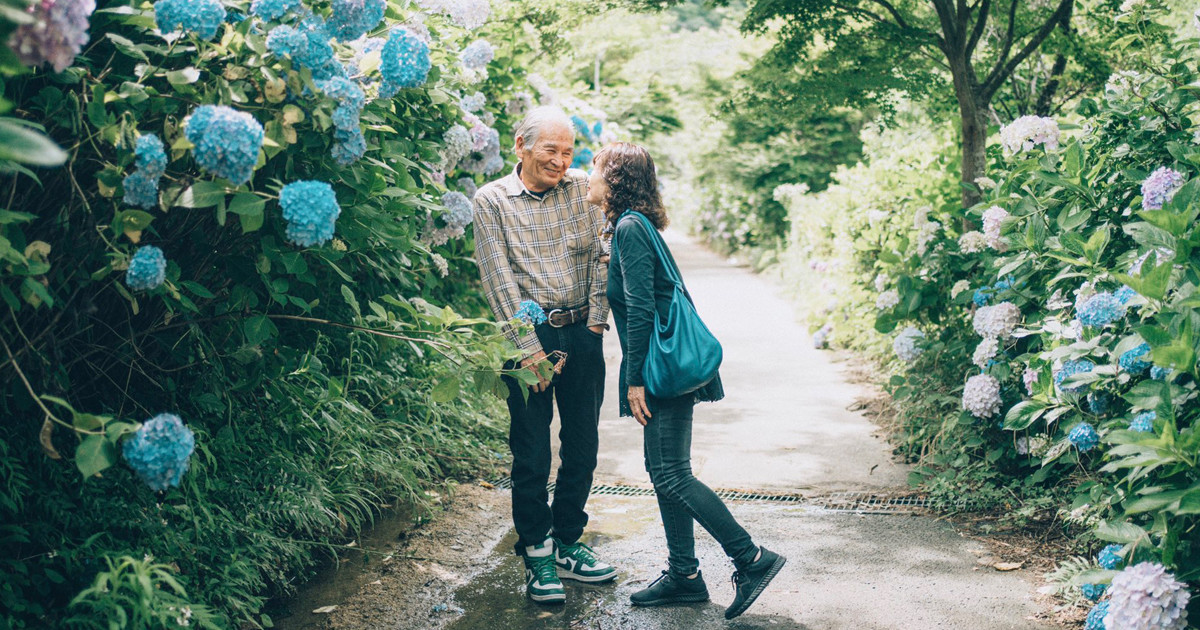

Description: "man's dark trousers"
505 321 605 552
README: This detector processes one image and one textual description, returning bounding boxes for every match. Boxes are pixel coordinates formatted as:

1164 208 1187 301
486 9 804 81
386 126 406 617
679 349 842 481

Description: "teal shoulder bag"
618 211 723 399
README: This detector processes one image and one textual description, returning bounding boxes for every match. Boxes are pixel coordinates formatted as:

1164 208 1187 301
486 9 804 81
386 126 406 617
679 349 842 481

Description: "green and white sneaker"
522 540 566 604
554 540 617 583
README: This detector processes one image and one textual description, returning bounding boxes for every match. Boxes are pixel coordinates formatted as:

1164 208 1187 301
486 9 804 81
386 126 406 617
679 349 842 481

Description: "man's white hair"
513 106 575 152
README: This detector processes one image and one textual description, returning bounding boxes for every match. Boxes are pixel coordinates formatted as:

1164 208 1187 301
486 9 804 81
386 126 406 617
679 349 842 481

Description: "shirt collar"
502 162 567 199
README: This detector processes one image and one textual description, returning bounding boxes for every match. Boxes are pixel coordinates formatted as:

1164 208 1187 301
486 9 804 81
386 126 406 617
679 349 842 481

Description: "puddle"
268 504 416 629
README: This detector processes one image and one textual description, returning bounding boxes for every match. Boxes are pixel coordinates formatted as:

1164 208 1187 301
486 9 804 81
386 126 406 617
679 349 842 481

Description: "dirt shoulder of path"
835 349 1084 629
323 482 513 630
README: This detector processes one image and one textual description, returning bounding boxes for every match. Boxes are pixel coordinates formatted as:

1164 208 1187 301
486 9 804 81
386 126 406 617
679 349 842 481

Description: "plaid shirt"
473 164 610 357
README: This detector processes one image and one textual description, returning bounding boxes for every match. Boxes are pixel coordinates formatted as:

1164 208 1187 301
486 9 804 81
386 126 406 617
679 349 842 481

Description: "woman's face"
585 158 609 208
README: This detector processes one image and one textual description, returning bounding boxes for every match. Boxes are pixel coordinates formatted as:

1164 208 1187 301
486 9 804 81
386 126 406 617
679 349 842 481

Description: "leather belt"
546 306 589 328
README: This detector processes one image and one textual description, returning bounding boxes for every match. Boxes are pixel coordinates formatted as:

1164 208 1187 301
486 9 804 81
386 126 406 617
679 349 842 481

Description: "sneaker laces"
529 554 558 584
561 541 599 565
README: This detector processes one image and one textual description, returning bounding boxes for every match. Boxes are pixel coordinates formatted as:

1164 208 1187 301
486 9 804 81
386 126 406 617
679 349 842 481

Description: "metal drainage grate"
486 477 927 515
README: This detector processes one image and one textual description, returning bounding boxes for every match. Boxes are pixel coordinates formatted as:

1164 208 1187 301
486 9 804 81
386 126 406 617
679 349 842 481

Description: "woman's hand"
628 385 651 426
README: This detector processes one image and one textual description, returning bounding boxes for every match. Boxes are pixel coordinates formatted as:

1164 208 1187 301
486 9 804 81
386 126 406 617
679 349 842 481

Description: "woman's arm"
616 218 658 390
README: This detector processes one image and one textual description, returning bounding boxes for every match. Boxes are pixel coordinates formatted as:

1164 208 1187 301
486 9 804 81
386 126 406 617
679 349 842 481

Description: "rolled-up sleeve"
473 193 543 357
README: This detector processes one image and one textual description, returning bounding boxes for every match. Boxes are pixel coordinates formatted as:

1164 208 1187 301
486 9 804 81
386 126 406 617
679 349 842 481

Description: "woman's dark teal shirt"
606 212 724 417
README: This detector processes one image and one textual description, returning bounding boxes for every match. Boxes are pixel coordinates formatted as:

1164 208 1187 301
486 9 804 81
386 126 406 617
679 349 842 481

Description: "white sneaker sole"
556 567 617 583
528 590 566 603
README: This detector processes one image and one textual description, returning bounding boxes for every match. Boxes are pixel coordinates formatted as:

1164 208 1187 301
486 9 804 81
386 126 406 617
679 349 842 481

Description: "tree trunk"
948 54 988 210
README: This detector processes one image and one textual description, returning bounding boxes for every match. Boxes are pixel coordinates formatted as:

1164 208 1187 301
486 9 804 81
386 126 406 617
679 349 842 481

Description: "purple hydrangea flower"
457 177 478 199
457 124 501 174
154 0 226 40
122 412 195 491
1068 422 1100 451
280 181 341 247
125 245 166 290
185 105 264 185
1105 562 1191 630
1141 167 1186 210
8 0 96 73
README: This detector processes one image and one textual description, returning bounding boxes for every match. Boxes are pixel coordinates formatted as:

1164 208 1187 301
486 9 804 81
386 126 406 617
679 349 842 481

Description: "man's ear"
515 135 526 154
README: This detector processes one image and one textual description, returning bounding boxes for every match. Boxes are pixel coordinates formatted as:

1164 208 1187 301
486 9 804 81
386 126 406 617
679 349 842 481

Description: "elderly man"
472 106 615 603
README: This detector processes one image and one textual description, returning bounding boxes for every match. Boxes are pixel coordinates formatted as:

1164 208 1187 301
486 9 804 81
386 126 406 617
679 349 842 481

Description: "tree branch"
965 0 991 58
863 0 912 30
982 0 1074 99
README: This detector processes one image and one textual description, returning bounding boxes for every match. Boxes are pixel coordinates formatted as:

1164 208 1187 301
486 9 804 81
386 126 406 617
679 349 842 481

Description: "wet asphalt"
440 231 1054 630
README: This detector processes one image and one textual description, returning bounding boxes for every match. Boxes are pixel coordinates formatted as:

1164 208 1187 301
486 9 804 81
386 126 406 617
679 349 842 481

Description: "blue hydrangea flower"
1150 366 1173 381
135 134 167 178
459 91 486 113
126 245 167 290
1084 601 1109 630
514 300 547 325
296 17 341 80
379 27 431 96
973 286 992 306
1141 166 1186 210
1114 285 1136 304
123 172 159 209
251 0 301 21
225 10 246 23
1086 392 1111 416
122 412 195 491
572 147 594 170
331 128 366 166
280 181 341 247
441 192 473 230
1081 583 1108 601
592 121 603 140
1068 422 1100 452
1130 410 1155 433
570 114 589 139
459 39 493 71
1055 359 1095 393
154 0 226 40
1119 343 1152 373
1078 292 1126 328
185 105 264 185
266 24 307 56
328 0 386 41
457 177 478 199
1098 544 1124 570
458 124 501 174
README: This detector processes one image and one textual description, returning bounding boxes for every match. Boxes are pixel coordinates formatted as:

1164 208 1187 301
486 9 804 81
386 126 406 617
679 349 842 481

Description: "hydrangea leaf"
430 376 459 403
175 181 228 208
228 193 265 233
0 118 67 166
1176 490 1200 516
165 67 201 85
1094 520 1148 544
76 434 117 478
1004 400 1048 431
1124 489 1187 515
1122 380 1170 411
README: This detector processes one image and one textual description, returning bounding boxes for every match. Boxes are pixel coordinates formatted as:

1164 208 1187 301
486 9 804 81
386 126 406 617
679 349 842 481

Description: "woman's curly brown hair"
594 142 669 230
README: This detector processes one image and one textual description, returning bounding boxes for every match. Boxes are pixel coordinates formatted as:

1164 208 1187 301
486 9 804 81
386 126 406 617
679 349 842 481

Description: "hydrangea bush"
0 0 583 625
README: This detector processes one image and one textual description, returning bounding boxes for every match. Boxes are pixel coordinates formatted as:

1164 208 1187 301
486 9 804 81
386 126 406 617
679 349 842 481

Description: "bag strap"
619 210 685 289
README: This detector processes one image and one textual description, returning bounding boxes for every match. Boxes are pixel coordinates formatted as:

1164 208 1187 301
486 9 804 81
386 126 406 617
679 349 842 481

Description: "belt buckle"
547 308 566 328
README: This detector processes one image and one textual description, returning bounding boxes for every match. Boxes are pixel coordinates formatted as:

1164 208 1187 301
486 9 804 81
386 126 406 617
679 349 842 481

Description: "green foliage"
0 0 567 626
775 3 1200 610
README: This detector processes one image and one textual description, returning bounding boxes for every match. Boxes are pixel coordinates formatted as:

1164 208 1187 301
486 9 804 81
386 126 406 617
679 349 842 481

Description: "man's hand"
628 385 651 426
520 350 551 393
588 324 605 335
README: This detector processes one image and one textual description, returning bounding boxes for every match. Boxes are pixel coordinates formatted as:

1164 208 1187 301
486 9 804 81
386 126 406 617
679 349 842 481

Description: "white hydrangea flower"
951 280 971 298
431 252 449 277
999 115 1060 154
972 338 999 369
982 206 1008 251
1119 0 1146 12
962 374 1002 418
813 323 832 349
1015 437 1029 455
1105 562 1190 630
958 231 987 253
876 289 900 310
916 220 940 257
866 209 889 225
1106 70 1144 98
974 176 997 190
973 302 1021 339
893 326 925 362
873 274 888 292
525 73 557 104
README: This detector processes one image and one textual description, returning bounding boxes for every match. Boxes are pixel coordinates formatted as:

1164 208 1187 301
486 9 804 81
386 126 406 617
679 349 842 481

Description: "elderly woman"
585 142 785 620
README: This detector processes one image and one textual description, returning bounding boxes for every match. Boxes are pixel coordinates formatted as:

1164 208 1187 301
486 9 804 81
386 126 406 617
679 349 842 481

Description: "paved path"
305 231 1055 630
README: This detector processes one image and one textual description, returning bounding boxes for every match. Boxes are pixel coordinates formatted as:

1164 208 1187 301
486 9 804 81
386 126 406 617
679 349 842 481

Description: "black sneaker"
725 547 786 620
630 570 709 606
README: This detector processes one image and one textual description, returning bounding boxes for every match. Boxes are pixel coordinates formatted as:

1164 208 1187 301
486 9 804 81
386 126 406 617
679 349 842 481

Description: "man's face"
517 123 574 192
